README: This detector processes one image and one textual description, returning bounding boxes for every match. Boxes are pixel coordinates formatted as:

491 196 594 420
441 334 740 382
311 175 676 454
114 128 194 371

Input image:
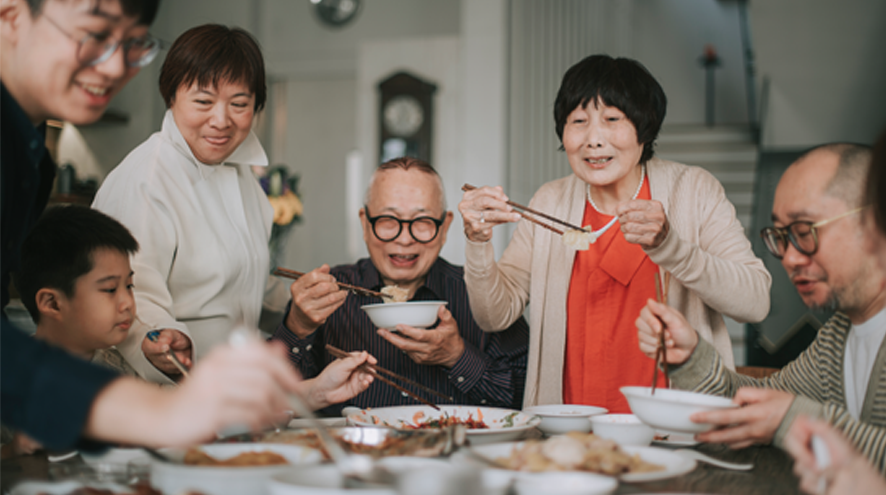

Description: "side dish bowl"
589 414 654 446
521 404 608 435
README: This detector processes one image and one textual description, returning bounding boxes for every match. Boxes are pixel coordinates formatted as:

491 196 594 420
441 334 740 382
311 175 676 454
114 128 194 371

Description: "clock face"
313 0 361 28
383 95 424 138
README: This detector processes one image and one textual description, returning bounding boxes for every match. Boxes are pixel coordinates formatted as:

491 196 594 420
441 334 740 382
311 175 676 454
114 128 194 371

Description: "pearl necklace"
582 165 646 243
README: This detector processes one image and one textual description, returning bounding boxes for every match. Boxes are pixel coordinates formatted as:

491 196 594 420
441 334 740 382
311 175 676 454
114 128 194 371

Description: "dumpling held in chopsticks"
561 226 594 251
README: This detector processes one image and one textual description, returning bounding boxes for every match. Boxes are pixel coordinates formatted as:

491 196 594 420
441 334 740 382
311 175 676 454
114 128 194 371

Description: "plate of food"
151 443 322 495
260 426 466 458
347 405 540 445
453 432 696 482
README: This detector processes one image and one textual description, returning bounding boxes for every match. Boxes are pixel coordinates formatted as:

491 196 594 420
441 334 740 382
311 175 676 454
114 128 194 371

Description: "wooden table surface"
2 442 801 495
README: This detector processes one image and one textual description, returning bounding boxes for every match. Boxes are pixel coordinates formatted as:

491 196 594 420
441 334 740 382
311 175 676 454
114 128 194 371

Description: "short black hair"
159 24 266 112
15 206 139 323
25 0 160 26
795 142 872 209
553 54 667 164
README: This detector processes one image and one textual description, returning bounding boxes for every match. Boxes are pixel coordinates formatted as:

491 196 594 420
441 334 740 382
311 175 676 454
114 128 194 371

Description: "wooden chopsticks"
273 267 391 300
325 344 453 410
462 184 587 236
651 272 671 395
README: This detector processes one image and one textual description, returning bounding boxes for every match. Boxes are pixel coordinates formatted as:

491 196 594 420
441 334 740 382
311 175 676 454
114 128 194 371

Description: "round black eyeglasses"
364 206 445 243
760 206 868 259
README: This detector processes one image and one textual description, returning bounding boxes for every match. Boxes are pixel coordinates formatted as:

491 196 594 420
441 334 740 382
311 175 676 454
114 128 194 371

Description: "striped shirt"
671 312 886 473
272 257 529 414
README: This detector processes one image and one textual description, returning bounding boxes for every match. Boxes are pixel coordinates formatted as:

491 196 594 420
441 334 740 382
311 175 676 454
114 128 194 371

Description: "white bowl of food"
514 472 618 495
360 301 447 330
620 386 737 434
151 443 322 495
589 414 654 446
347 405 540 445
522 404 608 435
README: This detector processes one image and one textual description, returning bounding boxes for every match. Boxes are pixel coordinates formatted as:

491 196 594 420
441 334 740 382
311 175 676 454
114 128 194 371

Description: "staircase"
655 124 758 234
655 124 759 366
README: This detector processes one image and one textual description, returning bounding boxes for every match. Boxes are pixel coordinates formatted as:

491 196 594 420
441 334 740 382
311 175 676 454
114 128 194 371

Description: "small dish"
360 301 447 330
652 430 699 447
620 386 737 434
521 404 607 435
79 447 150 467
589 414 654 446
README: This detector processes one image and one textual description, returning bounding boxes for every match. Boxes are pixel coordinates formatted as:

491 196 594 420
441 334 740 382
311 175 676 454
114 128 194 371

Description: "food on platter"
494 432 664 476
36 488 165 495
405 410 489 430
182 448 288 467
381 285 409 303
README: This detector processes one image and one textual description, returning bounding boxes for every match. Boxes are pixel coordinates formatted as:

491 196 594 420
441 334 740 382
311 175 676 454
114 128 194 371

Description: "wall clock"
378 72 437 164
311 0 361 28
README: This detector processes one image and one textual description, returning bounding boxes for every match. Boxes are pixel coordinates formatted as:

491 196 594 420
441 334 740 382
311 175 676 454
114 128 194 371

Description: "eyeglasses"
760 206 869 259
364 206 445 244
42 13 163 68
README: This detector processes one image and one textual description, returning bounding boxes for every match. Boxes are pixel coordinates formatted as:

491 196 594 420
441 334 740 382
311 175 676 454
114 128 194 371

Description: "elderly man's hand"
692 387 795 449
285 264 348 339
377 305 465 368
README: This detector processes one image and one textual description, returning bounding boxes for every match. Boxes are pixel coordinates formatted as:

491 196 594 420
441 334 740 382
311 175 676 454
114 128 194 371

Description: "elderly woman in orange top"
458 55 771 411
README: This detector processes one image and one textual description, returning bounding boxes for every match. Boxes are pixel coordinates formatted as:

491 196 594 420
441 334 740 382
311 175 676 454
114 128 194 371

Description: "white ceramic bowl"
514 472 618 495
79 447 150 467
151 443 322 495
347 405 540 445
268 465 393 495
620 386 737 434
360 301 447 330
521 404 608 435
589 414 654 446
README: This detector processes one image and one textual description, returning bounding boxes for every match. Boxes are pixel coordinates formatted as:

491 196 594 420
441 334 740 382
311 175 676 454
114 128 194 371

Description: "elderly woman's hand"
458 185 521 243
617 199 669 248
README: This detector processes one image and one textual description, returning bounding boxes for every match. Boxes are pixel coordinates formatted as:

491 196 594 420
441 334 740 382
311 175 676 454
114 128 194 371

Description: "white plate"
152 443 322 495
652 431 699 448
452 442 696 483
288 417 348 429
347 405 540 445
80 447 151 466
10 481 132 495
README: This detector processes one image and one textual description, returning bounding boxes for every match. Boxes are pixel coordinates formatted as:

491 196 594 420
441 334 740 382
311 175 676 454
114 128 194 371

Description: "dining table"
1 438 803 495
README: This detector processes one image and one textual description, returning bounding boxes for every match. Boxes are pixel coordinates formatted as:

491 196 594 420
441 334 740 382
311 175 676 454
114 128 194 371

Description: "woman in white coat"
94 24 290 384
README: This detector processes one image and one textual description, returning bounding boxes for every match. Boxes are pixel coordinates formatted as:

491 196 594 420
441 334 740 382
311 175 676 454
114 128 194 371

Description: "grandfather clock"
377 71 437 164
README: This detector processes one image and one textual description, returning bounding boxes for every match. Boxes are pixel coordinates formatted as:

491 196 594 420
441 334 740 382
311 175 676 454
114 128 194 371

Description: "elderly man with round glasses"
272 157 529 413
635 143 886 473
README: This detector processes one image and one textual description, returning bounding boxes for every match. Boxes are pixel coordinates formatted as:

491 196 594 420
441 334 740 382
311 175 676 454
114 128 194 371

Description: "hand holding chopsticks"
274 267 391 300
326 344 453 410
651 272 671 395
462 184 588 236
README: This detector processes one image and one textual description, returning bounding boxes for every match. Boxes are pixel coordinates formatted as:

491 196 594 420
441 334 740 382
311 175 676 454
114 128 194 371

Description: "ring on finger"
480 212 485 224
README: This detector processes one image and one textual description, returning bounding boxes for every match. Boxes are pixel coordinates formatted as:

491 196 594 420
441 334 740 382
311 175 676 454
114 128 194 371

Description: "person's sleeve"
93 167 191 383
463 214 534 332
448 315 529 409
270 303 323 379
644 169 771 323
1 319 119 450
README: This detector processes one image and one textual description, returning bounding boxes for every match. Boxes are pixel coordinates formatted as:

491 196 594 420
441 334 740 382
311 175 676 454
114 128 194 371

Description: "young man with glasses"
1 0 328 451
635 143 886 473
273 157 529 413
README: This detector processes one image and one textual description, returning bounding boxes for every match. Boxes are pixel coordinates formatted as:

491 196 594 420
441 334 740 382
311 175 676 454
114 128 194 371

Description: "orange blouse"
563 178 666 413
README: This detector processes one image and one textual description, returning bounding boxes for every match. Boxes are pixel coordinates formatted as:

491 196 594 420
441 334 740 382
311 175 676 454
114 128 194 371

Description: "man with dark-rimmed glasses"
273 157 529 413
635 143 886 473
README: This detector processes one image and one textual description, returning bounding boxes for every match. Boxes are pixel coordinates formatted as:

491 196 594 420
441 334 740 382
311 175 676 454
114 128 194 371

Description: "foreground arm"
785 416 886 494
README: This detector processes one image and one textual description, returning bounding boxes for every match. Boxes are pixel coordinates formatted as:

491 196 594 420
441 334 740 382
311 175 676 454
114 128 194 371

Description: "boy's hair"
25 0 160 25
553 54 667 164
16 206 139 322
159 24 266 112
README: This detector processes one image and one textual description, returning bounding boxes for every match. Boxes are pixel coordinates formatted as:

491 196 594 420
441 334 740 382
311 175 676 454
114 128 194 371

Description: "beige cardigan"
464 158 772 407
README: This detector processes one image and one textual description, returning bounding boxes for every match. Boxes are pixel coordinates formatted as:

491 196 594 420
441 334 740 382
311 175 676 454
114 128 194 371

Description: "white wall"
752 0 886 147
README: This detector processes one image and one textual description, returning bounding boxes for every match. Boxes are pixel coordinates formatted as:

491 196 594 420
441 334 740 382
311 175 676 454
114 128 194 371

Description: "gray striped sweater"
670 312 886 473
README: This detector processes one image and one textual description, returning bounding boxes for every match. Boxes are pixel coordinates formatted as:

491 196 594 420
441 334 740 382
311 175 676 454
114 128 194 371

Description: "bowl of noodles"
347 405 541 445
